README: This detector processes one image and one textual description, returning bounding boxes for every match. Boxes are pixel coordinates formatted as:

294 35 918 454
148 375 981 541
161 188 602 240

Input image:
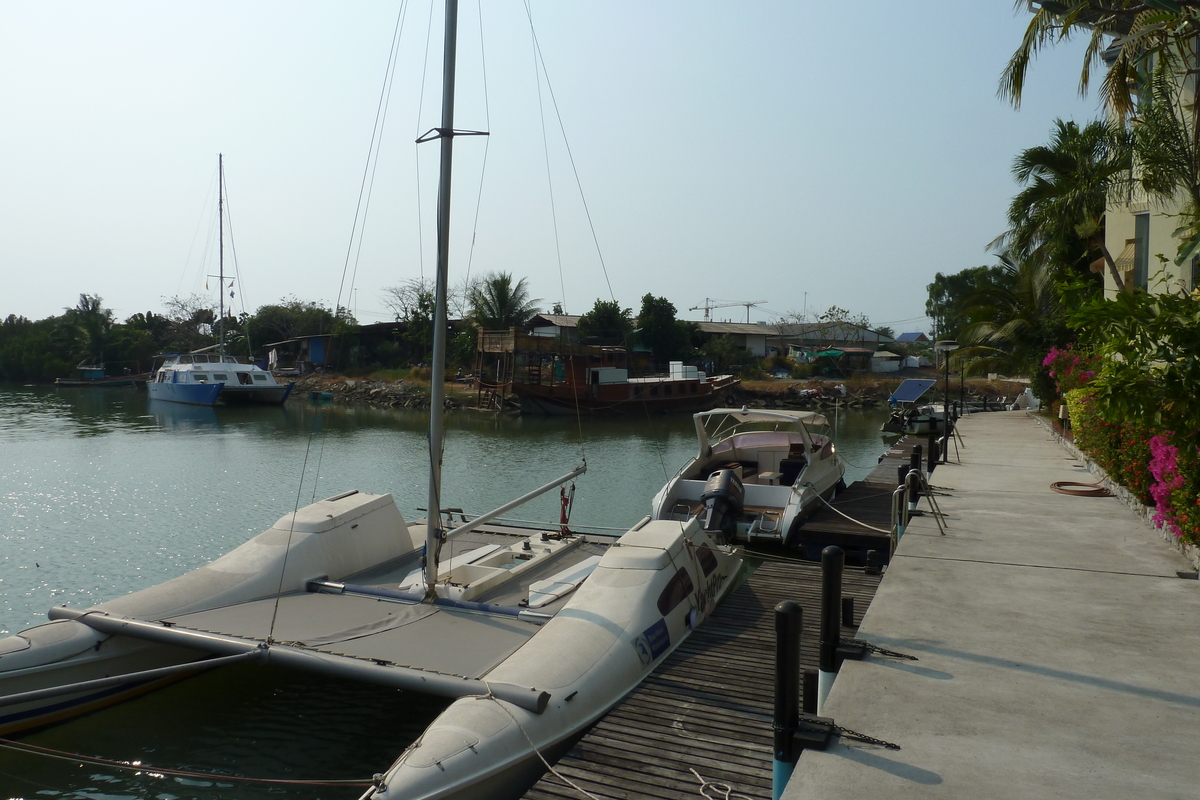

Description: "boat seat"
779 458 806 487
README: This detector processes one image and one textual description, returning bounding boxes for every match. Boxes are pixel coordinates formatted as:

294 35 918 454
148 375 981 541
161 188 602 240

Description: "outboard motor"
700 469 745 538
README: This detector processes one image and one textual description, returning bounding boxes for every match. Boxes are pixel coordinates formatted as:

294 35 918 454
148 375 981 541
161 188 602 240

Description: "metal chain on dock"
840 637 919 661
834 725 902 751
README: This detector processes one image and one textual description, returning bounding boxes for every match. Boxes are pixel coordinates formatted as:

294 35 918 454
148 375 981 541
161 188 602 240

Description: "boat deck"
521 555 883 800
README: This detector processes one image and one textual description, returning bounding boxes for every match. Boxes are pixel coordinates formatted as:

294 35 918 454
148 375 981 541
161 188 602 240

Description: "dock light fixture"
934 340 959 463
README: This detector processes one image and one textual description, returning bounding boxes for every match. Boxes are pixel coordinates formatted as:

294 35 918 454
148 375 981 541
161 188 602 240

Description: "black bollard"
865 549 882 576
896 464 907 488
773 600 803 796
928 437 940 473
818 546 844 715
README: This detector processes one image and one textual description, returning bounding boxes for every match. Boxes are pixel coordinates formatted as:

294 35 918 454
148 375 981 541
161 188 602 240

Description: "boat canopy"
697 408 829 427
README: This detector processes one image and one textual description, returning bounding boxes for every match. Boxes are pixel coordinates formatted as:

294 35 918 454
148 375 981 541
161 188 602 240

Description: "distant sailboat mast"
218 153 226 356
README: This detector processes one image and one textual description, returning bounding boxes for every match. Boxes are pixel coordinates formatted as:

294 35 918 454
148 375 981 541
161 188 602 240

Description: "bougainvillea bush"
1066 388 1200 543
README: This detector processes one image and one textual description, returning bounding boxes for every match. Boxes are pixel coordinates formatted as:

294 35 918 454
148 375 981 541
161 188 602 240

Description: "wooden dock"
522 557 883 800
788 436 927 559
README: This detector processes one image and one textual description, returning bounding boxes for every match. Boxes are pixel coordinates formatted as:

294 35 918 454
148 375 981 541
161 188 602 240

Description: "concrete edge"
1027 410 1200 572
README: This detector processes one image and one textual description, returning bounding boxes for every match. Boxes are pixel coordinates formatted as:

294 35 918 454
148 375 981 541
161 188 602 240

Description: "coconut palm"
65 294 114 365
468 272 540 330
996 119 1132 289
955 252 1066 381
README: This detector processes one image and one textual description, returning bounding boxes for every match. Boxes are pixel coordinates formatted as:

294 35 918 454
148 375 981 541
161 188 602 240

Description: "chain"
834 725 902 751
841 638 918 661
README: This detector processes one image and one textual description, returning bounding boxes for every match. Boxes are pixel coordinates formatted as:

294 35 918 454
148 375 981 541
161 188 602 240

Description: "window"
656 567 695 616
253 373 268 382
193 372 208 383
1134 213 1150 291
213 373 229 381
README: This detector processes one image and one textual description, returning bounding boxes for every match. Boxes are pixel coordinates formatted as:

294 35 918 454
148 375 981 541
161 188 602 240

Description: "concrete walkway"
784 411 1200 800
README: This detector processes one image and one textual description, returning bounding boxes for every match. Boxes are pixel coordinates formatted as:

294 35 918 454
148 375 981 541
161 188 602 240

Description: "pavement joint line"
891 553 1181 579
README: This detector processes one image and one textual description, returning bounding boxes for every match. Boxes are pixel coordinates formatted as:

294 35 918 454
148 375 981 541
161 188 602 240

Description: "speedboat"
650 407 846 548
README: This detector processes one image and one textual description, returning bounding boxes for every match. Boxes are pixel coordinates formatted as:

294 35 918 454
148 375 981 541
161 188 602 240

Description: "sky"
1 1 1101 335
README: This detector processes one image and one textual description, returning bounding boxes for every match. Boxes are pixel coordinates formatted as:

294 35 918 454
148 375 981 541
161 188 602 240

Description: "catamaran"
0 5 742 798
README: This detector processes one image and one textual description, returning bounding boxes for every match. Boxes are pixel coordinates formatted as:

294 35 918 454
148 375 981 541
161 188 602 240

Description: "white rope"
481 682 603 800
689 767 754 800
802 484 894 535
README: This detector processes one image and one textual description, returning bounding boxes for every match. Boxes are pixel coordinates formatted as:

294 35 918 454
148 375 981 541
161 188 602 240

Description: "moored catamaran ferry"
148 350 294 406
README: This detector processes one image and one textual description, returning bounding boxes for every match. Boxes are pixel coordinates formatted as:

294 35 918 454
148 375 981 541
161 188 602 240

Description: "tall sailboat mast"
423 0 460 596
218 153 226 355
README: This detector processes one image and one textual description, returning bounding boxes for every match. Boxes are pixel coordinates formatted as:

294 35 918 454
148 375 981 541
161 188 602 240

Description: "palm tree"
468 272 540 330
955 252 1065 380
65 294 114 366
995 119 1131 291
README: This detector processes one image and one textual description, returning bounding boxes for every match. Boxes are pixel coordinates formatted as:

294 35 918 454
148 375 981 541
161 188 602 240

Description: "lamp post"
934 339 959 463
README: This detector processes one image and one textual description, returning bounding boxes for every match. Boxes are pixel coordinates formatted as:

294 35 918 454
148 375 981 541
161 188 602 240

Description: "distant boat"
484 330 738 414
880 378 941 435
147 351 293 406
146 155 294 407
55 362 148 388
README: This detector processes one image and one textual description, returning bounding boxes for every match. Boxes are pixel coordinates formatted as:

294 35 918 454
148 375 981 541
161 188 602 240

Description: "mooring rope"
802 484 894 535
0 737 372 787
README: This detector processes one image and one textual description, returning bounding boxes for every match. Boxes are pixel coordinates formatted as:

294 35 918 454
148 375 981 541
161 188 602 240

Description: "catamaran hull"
217 382 295 405
147 382 224 406
366 517 742 800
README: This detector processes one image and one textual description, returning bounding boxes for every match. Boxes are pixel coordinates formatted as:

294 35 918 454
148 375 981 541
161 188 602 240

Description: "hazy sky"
1 2 1099 334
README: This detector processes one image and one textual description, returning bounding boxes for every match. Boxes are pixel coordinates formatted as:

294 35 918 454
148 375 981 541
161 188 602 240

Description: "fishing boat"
0 5 742 797
55 362 149 388
146 155 295 407
649 407 846 548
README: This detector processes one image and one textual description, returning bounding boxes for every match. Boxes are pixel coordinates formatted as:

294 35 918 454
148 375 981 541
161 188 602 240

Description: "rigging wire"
335 0 413 315
525 1 567 313
462 0 492 291
521 0 615 303
218 166 253 357
0 736 372 787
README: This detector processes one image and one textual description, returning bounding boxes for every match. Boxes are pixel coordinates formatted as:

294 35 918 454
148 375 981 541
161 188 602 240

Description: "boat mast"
218 153 225 356
423 0 460 598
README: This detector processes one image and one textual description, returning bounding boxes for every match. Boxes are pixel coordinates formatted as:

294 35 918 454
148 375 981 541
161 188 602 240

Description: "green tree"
956 252 1066 387
1071 288 1200 445
634 294 693 366
997 119 1130 290
700 334 752 374
247 298 338 346
927 265 1017 341
576 299 633 346
64 294 114 365
468 272 540 330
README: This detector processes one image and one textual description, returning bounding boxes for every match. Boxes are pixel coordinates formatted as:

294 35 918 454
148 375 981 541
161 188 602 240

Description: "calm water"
0 384 891 799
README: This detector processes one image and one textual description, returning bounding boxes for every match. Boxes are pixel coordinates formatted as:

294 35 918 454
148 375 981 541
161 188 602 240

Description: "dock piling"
818 546 844 716
773 600 803 800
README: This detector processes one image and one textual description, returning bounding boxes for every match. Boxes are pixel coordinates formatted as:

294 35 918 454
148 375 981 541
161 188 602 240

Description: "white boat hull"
366 517 741 800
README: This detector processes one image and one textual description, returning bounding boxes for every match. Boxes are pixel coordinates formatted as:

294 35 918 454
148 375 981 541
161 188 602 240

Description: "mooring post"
773 600 803 800
927 435 939 473
818 546 844 716
865 549 882 575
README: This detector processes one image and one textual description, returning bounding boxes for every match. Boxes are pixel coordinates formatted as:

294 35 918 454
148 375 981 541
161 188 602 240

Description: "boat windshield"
698 409 829 450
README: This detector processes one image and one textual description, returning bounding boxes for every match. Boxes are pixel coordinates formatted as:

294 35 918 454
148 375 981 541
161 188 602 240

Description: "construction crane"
689 298 767 323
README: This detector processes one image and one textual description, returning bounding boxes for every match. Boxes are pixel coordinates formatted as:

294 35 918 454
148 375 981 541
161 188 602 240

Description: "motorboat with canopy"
651 407 846 548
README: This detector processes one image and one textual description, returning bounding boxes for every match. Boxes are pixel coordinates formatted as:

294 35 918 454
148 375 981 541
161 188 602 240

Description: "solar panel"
889 379 937 404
